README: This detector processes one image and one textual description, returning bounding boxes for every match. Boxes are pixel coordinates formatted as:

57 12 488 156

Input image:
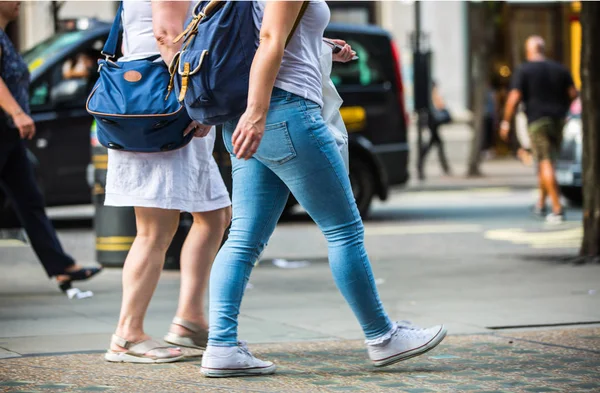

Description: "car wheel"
349 157 375 218
560 186 583 206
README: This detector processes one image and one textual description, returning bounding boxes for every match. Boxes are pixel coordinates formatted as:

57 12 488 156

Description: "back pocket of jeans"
254 121 296 165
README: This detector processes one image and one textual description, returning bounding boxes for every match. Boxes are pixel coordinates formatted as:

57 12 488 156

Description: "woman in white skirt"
103 0 231 363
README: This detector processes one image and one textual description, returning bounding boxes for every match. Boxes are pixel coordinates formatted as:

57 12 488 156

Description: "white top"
252 0 330 108
104 0 231 213
121 0 194 61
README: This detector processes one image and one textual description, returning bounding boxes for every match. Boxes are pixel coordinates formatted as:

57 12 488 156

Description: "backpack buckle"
178 62 191 102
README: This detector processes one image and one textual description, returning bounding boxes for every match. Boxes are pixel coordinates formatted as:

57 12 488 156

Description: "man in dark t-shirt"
500 36 577 224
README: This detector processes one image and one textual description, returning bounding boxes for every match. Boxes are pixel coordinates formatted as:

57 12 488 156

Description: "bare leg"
111 207 180 354
170 207 231 336
537 165 548 209
539 159 561 214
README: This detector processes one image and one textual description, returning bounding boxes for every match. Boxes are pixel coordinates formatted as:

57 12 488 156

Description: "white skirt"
104 129 231 213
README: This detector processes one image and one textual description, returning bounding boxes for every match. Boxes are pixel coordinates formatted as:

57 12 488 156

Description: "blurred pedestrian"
418 81 452 179
103 0 231 364
200 1 446 378
481 84 497 160
0 1 102 292
500 36 577 223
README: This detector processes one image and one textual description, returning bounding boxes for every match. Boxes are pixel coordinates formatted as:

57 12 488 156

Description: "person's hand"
500 120 510 142
13 112 36 140
183 121 211 138
330 39 356 63
231 109 266 160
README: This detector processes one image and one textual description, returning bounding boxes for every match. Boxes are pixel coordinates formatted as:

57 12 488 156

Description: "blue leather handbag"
171 1 307 126
86 2 193 152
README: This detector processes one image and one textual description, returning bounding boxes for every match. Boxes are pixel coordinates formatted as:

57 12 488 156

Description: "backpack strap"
285 1 309 48
102 1 123 59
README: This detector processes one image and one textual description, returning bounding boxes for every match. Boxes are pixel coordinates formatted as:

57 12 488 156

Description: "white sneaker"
545 211 565 224
367 321 447 367
200 341 276 378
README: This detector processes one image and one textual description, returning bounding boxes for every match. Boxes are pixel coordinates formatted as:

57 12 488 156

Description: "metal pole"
415 1 425 179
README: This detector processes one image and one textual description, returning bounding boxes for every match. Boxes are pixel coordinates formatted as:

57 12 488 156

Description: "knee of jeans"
223 230 268 266
322 218 364 247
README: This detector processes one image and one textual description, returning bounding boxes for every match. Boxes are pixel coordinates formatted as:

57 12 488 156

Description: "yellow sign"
571 20 581 89
340 106 366 132
28 58 44 73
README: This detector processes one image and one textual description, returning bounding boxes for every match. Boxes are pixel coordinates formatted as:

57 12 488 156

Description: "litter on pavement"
65 288 94 300
272 259 311 269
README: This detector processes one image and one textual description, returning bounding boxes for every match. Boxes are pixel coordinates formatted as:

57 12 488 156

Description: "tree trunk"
579 2 600 262
466 3 494 177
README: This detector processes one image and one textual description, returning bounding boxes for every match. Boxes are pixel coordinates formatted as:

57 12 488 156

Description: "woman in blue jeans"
201 1 447 378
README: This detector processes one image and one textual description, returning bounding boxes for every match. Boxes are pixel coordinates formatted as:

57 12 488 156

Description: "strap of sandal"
127 339 172 357
111 335 174 358
172 317 202 333
111 334 133 349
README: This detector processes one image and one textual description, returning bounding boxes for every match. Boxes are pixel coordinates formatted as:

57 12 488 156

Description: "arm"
500 67 524 141
232 1 306 159
151 0 208 137
151 0 189 66
500 89 521 141
566 71 578 102
432 86 446 110
0 48 36 139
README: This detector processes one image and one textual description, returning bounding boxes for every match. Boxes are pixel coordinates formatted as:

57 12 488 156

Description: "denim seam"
304 104 391 339
207 158 287 348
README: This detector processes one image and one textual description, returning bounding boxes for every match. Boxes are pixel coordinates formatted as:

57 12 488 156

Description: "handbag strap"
285 1 309 47
102 1 123 59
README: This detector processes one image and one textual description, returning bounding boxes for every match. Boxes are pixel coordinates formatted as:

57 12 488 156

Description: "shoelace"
393 321 430 339
237 340 253 358
396 320 420 330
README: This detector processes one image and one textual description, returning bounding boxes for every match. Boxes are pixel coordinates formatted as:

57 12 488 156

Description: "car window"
330 38 386 87
23 31 87 73
29 41 104 111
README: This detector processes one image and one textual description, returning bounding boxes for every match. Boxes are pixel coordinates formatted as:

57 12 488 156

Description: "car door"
27 35 105 206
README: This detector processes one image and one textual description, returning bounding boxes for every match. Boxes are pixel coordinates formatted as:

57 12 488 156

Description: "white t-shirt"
120 0 194 61
252 0 330 108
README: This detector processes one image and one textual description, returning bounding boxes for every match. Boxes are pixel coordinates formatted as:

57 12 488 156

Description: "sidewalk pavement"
406 122 537 192
1 327 599 392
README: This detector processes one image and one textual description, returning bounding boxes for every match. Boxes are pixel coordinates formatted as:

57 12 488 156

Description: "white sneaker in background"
367 321 447 367
545 211 565 224
200 341 276 377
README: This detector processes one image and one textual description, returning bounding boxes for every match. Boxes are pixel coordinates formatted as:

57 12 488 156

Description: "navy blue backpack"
172 1 308 126
86 2 193 152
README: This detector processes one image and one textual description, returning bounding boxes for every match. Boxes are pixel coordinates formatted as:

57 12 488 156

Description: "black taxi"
1 19 409 226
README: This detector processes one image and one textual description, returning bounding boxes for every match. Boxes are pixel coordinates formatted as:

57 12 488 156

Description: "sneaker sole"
372 325 448 367
200 363 277 378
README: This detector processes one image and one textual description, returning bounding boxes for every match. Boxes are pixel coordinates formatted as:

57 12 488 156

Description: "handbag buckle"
100 51 115 61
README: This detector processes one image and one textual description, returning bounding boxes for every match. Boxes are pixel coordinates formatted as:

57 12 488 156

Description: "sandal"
58 266 103 292
104 334 184 364
164 317 208 350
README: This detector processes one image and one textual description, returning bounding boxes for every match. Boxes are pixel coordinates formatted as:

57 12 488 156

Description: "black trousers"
418 121 450 178
0 135 75 277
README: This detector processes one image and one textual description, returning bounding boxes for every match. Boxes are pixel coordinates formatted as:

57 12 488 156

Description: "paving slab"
1 328 599 393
